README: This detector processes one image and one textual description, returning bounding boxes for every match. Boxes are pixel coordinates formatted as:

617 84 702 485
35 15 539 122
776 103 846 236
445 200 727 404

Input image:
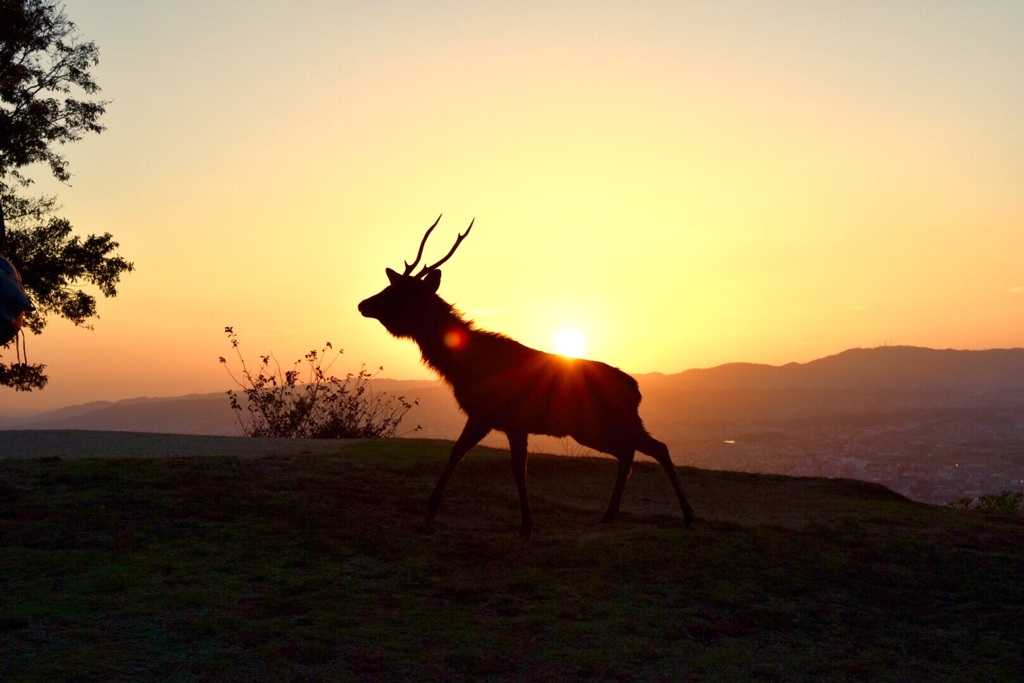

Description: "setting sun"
553 327 587 358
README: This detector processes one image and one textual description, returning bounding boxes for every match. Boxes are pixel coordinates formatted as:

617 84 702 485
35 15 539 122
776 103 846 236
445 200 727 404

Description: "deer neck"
413 306 475 382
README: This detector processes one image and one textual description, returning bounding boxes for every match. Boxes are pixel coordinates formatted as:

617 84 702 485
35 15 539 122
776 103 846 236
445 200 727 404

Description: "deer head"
358 215 473 338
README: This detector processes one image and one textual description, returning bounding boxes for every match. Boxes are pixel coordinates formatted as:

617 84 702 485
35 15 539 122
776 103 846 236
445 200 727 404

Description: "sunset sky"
4 1 1023 412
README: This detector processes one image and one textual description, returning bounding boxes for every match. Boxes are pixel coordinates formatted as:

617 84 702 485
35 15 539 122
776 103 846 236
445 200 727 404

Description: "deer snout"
359 295 386 320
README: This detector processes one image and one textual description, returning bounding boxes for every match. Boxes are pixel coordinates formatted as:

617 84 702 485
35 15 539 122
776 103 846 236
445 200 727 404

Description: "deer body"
400 300 645 449
359 217 694 537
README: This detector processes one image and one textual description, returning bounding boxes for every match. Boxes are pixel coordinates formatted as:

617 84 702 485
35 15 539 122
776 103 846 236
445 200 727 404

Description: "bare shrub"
219 327 418 439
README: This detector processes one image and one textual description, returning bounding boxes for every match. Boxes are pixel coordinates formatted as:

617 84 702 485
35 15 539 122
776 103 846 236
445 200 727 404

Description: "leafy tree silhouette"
0 0 132 391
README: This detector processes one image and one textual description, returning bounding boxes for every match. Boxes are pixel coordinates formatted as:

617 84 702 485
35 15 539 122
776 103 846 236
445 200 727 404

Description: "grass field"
2 438 1022 681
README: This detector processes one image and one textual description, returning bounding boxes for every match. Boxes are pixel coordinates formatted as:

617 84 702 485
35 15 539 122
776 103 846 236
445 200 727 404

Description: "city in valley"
658 407 1024 506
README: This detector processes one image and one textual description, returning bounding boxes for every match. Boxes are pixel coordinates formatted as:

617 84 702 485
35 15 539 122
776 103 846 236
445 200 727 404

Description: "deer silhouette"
358 216 694 537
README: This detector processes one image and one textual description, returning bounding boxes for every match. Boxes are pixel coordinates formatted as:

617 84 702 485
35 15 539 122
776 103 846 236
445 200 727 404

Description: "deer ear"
423 269 442 292
385 268 401 285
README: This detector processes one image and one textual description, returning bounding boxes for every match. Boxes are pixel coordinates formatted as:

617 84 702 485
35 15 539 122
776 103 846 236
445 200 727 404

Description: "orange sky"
3 1 1023 413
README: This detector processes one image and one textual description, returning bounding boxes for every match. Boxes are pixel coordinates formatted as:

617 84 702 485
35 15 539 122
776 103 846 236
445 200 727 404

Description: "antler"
408 218 474 279
402 214 443 276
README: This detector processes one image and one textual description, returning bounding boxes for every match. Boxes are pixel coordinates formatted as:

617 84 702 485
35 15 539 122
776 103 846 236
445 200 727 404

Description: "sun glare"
553 327 586 358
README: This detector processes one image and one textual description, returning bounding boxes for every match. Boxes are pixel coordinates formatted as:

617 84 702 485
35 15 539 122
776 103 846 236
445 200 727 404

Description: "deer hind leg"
507 431 533 539
601 451 635 524
639 435 694 528
427 418 490 523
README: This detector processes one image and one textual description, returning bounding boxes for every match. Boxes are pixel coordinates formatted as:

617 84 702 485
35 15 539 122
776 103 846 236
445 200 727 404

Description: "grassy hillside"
2 439 1022 681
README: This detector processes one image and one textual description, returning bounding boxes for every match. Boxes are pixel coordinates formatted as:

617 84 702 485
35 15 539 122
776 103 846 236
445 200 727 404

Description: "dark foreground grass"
2 439 1022 682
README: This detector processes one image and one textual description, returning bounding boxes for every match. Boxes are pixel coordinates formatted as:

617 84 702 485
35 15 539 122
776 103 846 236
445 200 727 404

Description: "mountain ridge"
3 345 1024 437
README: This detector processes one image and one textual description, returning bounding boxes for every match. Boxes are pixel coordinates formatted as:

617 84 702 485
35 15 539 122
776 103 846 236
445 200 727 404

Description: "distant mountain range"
0 393 241 436
638 345 1024 425
3 346 1024 439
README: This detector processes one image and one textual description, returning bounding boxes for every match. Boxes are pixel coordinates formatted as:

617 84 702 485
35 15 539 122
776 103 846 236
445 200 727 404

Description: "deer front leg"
507 431 533 539
427 418 490 523
601 452 635 524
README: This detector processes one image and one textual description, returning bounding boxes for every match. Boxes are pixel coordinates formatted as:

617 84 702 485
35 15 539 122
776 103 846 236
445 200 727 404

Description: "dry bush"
219 327 418 438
